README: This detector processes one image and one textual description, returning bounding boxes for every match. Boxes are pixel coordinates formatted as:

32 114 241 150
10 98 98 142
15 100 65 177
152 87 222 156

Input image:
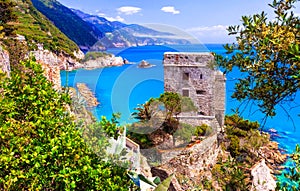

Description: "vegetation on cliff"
215 0 300 189
215 0 300 120
0 0 16 38
3 0 79 57
0 60 134 190
128 92 198 148
31 0 104 49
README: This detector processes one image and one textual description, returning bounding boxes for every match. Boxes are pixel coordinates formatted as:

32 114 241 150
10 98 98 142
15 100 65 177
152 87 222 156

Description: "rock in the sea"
138 60 154 68
251 159 276 191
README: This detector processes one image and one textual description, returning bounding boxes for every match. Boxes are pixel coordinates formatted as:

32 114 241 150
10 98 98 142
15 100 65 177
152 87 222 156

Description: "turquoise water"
60 44 300 155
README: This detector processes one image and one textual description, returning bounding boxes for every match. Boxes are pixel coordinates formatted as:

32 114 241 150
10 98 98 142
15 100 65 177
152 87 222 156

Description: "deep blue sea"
61 44 300 155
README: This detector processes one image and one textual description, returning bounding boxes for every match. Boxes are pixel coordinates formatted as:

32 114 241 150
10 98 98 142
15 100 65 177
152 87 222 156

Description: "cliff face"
31 49 84 88
0 47 10 76
83 55 124 69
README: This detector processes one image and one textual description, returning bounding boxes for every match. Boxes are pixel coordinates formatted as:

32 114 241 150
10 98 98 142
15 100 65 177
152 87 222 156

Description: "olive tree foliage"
132 92 197 134
0 0 16 37
215 0 300 119
0 60 133 190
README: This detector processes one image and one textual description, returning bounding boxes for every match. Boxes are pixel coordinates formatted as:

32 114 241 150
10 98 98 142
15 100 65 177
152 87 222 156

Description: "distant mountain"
11 0 79 56
29 0 191 50
31 0 104 50
71 9 191 49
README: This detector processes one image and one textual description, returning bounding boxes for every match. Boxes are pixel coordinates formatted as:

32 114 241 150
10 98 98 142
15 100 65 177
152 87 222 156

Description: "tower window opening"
183 72 189 80
196 90 206 95
182 89 189 97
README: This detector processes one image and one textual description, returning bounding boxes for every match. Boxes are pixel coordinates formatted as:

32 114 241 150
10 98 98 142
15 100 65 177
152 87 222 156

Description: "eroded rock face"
39 63 61 90
0 47 10 76
83 55 124 69
31 50 84 88
31 50 83 70
251 159 276 191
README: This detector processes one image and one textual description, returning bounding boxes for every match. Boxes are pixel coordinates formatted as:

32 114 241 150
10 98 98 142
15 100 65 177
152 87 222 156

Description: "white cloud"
161 6 180 14
187 25 228 32
187 25 235 43
105 16 125 22
117 6 141 15
295 12 300 17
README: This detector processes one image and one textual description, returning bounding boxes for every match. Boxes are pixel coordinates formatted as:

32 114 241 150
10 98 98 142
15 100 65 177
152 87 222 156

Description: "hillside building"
163 52 226 128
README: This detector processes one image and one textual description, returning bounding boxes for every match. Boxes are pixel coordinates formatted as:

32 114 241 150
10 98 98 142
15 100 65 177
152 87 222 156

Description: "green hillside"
31 0 104 49
12 0 79 56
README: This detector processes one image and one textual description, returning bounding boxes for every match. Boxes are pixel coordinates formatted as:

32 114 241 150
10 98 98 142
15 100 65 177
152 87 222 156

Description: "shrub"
228 135 240 158
195 124 213 137
0 60 133 190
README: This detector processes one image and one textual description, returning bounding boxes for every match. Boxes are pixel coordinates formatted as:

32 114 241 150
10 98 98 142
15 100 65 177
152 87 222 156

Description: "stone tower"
163 52 226 127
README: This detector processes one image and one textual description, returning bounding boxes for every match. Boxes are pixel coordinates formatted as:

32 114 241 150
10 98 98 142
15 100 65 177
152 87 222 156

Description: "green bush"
195 124 213 137
225 114 259 132
228 135 240 158
173 123 194 143
83 51 110 62
0 60 133 190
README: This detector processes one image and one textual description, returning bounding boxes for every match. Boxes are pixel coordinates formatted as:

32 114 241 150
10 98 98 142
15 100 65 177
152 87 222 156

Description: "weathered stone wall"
163 52 225 126
0 46 10 76
163 52 214 66
164 65 215 116
177 115 219 130
214 71 226 127
161 134 219 168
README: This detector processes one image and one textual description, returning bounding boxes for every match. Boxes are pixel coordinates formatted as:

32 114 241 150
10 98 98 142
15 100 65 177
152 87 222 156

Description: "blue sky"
57 0 300 43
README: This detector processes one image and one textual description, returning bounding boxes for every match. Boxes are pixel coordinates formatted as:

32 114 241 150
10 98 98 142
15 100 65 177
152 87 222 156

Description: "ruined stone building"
163 52 226 128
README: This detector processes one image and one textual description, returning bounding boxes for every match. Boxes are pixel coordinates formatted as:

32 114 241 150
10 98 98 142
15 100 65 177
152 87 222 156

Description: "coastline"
76 83 99 107
60 44 299 162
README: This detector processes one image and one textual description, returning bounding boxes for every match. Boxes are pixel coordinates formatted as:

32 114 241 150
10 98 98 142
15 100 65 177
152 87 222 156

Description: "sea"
61 44 300 156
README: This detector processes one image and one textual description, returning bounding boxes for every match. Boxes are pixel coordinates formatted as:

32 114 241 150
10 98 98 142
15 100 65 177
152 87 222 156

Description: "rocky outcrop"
138 60 154 68
251 159 276 191
83 55 124 69
31 49 84 88
0 46 10 76
259 141 287 169
76 83 99 107
40 63 61 90
31 49 84 70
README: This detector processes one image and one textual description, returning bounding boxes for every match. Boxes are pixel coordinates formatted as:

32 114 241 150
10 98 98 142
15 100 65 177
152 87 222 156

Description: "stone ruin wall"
141 133 220 173
163 52 223 118
165 133 220 173
154 52 225 166
163 52 225 126
164 66 215 116
214 71 226 127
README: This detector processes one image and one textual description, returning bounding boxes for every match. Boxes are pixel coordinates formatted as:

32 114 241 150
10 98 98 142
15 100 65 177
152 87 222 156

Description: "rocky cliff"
0 46 10 76
82 54 124 69
31 49 84 89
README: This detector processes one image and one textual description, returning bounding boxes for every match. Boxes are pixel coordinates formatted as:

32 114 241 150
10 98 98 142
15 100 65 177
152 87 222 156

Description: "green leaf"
154 174 174 191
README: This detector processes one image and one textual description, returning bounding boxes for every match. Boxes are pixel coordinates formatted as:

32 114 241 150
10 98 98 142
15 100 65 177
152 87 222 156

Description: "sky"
57 0 300 43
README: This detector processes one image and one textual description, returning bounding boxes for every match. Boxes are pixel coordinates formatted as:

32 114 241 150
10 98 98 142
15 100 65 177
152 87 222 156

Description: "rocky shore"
76 83 99 107
82 54 125 69
139 135 287 191
250 141 288 191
